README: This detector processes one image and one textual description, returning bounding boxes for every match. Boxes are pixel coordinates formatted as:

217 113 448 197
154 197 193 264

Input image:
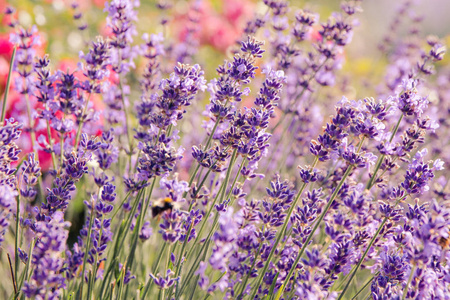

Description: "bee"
151 197 176 218
439 236 450 249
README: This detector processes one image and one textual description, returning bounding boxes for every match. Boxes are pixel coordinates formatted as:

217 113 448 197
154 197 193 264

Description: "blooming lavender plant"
0 1 448 299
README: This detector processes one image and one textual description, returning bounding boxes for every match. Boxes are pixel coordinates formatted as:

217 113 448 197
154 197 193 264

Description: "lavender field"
0 0 449 299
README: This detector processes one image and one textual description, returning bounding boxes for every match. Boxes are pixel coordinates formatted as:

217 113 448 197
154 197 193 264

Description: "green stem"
275 164 354 299
225 158 246 200
153 243 167 272
98 257 116 299
204 117 221 151
8 253 17 296
112 188 145 260
144 242 167 297
176 213 221 298
187 168 212 211
110 191 132 221
160 244 173 300
122 181 155 293
337 195 406 300
88 186 107 299
118 71 133 172
74 93 92 152
14 194 20 285
177 150 239 298
259 114 294 179
236 241 264 298
117 267 125 300
59 113 66 169
402 265 415 300
187 239 210 300
1 46 16 123
249 156 319 300
350 273 376 300
168 221 194 298
186 149 237 258
78 197 96 299
366 114 403 190
46 119 58 170
24 94 44 202
16 239 34 298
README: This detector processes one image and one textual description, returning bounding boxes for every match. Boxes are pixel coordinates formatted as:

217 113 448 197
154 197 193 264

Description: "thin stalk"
143 243 167 298
185 149 237 259
187 146 231 211
59 119 65 169
187 239 210 300
88 184 111 299
168 221 194 298
78 198 97 299
225 158 246 200
269 54 327 135
139 179 156 224
89 219 104 298
177 150 238 298
117 74 134 172
182 103 228 200
98 258 117 299
184 144 231 206
24 94 44 201
14 194 20 283
402 265 415 300
16 239 34 296
260 114 293 177
153 243 167 272
108 283 114 300
12 156 26 176
366 114 403 189
176 214 220 298
275 165 354 299
46 118 57 170
110 191 132 221
187 168 212 211
202 294 211 300
1 46 16 123
160 244 173 300
7 254 17 295
122 182 155 293
236 241 264 298
249 156 319 300
112 188 145 259
204 116 221 151
333 264 357 291
350 274 375 300
117 267 125 300
86 271 93 300
74 93 92 152
184 164 200 197
337 196 406 300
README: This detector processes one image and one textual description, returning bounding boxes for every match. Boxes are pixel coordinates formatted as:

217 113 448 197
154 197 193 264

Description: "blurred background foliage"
0 0 448 95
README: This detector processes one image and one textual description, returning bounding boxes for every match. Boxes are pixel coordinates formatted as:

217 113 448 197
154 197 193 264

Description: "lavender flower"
104 0 139 74
20 153 41 202
10 25 40 95
23 212 70 299
0 185 17 247
150 269 179 290
40 134 99 215
79 37 111 94
0 119 22 187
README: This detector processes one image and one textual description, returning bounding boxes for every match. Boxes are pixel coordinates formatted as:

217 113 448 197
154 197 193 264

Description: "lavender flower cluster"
0 0 449 299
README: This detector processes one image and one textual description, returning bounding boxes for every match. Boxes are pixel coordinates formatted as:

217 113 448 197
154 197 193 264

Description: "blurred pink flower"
175 0 254 52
